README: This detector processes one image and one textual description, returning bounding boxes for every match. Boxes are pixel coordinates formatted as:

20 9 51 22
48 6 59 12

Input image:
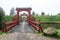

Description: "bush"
5 16 13 22
0 7 5 30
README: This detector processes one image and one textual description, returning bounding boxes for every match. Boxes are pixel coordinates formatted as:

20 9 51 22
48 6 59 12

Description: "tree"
58 13 60 15
41 12 45 15
32 11 35 15
36 13 38 16
10 8 15 16
0 7 5 30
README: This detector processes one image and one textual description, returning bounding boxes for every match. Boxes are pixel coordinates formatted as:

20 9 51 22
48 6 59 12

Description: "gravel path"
0 32 60 40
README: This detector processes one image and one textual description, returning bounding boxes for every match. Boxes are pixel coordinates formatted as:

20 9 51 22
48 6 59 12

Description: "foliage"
57 29 60 37
4 15 22 22
4 16 13 22
32 11 35 15
0 7 5 30
58 13 60 15
41 12 45 15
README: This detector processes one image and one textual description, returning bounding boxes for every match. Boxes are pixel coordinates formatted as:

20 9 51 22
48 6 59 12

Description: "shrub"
0 7 5 30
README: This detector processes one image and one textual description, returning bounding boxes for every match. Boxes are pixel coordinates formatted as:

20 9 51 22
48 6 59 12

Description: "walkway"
10 21 35 33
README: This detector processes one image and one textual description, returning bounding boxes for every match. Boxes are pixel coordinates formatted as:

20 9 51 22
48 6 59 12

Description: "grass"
34 15 60 29
0 32 7 35
0 32 4 35
57 29 60 37
34 15 60 22
0 31 10 35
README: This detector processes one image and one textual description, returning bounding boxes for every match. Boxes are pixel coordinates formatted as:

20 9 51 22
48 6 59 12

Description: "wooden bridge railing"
28 16 43 32
29 20 43 32
1 21 18 32
1 15 19 32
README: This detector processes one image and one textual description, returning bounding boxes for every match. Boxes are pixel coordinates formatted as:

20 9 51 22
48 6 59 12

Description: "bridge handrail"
1 21 18 32
29 20 43 32
29 21 39 25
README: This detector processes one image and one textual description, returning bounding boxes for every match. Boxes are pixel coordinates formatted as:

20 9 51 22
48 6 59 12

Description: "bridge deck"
10 22 35 33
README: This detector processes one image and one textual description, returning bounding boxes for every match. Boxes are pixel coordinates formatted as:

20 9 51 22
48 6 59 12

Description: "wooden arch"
16 7 32 24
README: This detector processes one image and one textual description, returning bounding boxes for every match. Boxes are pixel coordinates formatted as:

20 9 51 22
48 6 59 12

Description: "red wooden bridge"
1 8 43 33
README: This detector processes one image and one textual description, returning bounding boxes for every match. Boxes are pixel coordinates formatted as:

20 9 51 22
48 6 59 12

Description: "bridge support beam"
17 11 20 25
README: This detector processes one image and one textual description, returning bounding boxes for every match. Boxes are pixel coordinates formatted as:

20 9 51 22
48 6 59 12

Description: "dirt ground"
0 32 60 40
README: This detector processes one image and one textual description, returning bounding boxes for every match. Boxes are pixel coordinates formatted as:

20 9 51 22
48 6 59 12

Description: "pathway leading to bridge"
10 21 35 33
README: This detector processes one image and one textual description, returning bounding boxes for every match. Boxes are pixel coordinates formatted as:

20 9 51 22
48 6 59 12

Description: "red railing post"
38 19 43 32
1 22 8 32
4 22 9 32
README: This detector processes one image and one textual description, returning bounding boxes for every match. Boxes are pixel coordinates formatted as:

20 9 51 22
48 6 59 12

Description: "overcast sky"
0 0 60 15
